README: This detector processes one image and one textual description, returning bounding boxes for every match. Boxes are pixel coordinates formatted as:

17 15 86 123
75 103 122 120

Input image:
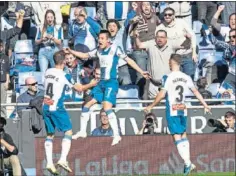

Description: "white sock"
80 107 90 133
44 138 53 166
106 110 119 137
175 139 191 166
59 135 72 162
182 138 191 166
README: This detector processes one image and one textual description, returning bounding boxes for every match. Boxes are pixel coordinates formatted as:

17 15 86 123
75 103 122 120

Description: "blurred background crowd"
0 1 235 119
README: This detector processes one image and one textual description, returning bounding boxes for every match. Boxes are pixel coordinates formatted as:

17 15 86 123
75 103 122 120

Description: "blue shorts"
90 79 118 105
166 115 187 135
43 107 72 134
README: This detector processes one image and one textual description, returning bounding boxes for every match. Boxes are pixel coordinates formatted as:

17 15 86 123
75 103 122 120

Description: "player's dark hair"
99 30 111 39
225 111 235 119
156 30 167 37
106 19 121 30
53 50 65 65
163 7 175 15
170 54 181 65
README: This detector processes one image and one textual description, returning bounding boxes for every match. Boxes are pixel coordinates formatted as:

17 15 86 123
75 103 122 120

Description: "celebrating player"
43 50 97 174
145 54 211 176
65 30 151 146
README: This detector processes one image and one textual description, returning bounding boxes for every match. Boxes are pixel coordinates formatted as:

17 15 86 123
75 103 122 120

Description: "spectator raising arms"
68 6 101 51
35 9 63 74
106 19 132 85
156 7 197 80
211 5 235 42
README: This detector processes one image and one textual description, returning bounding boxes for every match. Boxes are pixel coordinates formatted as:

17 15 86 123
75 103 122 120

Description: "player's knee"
46 133 54 139
65 130 73 136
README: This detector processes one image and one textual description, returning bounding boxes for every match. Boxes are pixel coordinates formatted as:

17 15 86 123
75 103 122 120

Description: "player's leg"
180 117 196 175
72 98 97 139
43 110 58 174
103 101 121 146
103 80 121 146
53 109 73 172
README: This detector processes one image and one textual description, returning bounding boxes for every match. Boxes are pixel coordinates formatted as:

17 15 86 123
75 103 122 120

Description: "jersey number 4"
175 85 184 102
46 83 54 98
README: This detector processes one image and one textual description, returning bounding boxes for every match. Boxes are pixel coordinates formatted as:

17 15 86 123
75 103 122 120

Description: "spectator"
135 30 189 98
208 28 236 64
167 2 192 28
0 39 10 119
0 10 24 42
156 7 197 80
196 77 212 99
106 19 132 85
211 5 235 42
68 6 101 51
35 9 63 74
0 117 26 176
197 2 217 26
16 76 44 117
129 2 161 99
27 2 63 26
210 111 235 133
91 109 113 136
220 2 236 25
97 1 130 28
137 113 158 135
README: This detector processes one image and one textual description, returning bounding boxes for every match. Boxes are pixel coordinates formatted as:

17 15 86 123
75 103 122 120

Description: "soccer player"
43 50 98 174
145 54 211 176
65 30 151 146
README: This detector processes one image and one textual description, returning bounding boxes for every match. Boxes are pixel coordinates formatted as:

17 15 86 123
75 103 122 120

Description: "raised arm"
73 79 98 92
124 57 151 79
211 5 225 32
64 48 90 60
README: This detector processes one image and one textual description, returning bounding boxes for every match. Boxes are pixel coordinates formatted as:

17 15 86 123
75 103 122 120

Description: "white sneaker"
111 136 122 146
57 160 72 173
72 131 87 140
46 164 59 175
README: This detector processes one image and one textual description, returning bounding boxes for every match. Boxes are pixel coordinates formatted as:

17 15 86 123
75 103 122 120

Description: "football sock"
181 138 191 166
59 135 72 162
106 109 119 136
80 107 90 133
44 138 53 166
175 139 191 166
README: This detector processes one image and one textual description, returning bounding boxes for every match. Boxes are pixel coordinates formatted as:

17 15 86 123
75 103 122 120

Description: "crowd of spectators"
0 1 235 109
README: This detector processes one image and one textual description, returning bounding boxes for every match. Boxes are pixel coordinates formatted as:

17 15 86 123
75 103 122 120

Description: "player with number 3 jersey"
145 54 211 176
65 30 151 146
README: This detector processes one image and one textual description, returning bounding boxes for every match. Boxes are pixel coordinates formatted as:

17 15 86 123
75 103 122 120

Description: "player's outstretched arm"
73 79 98 92
144 90 166 113
125 57 151 79
191 88 211 114
63 48 89 60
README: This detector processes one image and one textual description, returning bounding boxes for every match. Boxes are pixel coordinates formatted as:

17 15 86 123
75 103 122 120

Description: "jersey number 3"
46 83 54 98
175 85 184 102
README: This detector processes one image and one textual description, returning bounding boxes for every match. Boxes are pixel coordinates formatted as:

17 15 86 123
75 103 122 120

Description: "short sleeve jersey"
88 44 127 80
163 71 195 116
44 68 73 111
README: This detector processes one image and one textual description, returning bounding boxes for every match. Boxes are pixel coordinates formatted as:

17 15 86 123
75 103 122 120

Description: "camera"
145 117 154 127
207 119 227 132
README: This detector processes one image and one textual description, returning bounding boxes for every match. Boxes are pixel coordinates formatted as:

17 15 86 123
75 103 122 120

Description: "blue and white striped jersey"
88 44 127 80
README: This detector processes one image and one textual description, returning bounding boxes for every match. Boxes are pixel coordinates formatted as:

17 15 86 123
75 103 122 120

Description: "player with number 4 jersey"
145 54 211 176
43 51 97 175
65 30 151 146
